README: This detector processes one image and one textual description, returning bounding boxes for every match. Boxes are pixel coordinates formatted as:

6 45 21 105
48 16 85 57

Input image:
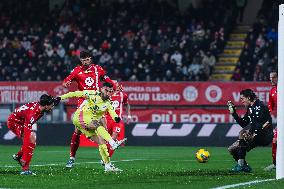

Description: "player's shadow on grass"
155 169 245 177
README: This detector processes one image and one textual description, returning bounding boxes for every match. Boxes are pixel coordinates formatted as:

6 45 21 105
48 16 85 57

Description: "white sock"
70 157 75 160
238 159 244 166
105 162 111 169
109 139 116 147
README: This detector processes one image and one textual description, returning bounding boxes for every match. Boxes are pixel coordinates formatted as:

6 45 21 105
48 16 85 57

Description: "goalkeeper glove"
227 101 236 114
53 97 61 106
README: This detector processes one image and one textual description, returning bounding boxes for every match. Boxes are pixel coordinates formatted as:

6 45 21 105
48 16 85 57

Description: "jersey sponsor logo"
85 77 95 86
101 105 107 111
112 100 120 108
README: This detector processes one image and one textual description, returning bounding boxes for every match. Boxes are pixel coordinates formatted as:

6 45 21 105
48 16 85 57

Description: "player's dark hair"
103 82 113 88
80 50 92 59
270 70 277 75
39 94 54 106
240 89 257 102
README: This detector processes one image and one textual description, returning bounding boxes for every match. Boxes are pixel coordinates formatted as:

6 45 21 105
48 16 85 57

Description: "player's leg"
228 140 239 162
87 134 110 164
66 128 81 168
70 129 81 158
272 129 277 165
105 118 115 157
89 118 124 150
107 121 125 157
88 134 122 172
7 120 24 165
66 111 83 168
20 128 36 175
264 129 276 171
230 130 252 172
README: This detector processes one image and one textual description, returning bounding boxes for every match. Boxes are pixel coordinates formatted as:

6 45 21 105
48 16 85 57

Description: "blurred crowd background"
0 0 278 82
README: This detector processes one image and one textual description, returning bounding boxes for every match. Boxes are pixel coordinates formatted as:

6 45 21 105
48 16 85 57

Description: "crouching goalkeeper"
227 89 273 173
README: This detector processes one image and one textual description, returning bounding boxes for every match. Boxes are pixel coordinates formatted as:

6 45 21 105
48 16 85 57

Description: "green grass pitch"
0 145 283 189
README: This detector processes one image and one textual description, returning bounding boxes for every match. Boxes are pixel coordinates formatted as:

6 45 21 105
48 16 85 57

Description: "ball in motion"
195 148 210 163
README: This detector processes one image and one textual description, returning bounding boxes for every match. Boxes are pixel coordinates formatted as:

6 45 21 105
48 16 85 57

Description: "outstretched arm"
60 91 85 100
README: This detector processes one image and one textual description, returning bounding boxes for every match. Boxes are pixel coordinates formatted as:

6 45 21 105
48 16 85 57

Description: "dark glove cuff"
114 117 121 123
53 97 61 106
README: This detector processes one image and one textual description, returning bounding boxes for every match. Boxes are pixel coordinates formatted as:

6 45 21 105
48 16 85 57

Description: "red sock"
17 147 23 157
70 132 80 158
21 142 36 171
106 143 114 157
272 129 277 165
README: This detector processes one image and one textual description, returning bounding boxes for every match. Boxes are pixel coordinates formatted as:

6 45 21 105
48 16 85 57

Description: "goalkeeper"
227 89 273 173
56 82 126 172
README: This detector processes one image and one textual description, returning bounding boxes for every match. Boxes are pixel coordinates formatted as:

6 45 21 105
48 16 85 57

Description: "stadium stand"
231 0 278 81
0 0 238 82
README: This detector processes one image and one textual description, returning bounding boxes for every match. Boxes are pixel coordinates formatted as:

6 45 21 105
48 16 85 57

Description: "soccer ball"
195 148 210 163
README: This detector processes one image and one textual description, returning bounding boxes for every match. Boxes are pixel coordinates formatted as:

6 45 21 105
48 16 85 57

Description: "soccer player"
227 89 273 173
62 50 116 168
58 82 126 172
264 71 277 171
8 94 58 175
105 81 131 158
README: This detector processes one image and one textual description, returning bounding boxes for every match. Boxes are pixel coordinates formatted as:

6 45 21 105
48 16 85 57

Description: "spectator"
0 0 237 82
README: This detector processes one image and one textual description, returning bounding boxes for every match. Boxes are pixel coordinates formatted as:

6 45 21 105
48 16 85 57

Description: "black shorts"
246 130 273 152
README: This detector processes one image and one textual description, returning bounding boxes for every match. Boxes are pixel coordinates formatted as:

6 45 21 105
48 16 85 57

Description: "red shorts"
105 117 125 141
7 119 24 138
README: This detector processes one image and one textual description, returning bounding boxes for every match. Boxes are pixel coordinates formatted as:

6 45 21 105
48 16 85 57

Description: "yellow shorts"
72 109 100 138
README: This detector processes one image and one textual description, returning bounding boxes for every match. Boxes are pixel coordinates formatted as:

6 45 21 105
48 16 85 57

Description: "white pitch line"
211 179 275 189
1 159 146 168
1 158 234 168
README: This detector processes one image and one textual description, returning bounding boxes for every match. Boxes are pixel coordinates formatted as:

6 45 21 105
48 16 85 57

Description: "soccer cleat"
264 164 276 171
12 154 22 166
20 170 36 175
230 164 243 173
66 159 75 168
100 160 105 167
104 163 123 172
242 164 252 173
110 138 127 150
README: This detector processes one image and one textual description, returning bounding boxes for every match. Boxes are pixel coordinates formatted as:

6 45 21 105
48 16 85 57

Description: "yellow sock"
99 144 110 164
97 126 112 142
